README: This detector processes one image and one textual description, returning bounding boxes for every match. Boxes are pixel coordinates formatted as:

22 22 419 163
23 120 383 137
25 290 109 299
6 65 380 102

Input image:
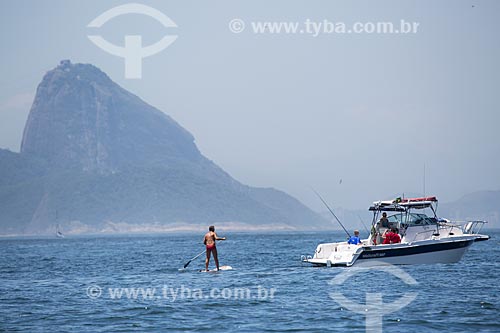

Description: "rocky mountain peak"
20 60 199 172
1 61 329 234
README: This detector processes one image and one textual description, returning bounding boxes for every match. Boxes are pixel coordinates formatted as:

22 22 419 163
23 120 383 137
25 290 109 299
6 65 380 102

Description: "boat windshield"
386 213 436 227
387 214 404 224
402 213 437 226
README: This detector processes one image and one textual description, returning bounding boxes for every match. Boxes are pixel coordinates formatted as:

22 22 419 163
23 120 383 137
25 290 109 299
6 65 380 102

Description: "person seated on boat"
374 212 390 244
379 212 390 229
347 230 362 245
383 228 401 244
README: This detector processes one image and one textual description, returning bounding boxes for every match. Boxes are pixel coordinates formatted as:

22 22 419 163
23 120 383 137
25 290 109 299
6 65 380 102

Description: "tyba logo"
87 3 178 79
329 261 418 333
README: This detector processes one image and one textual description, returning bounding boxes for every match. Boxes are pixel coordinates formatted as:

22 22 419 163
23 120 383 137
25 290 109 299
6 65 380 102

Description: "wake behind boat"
303 196 489 267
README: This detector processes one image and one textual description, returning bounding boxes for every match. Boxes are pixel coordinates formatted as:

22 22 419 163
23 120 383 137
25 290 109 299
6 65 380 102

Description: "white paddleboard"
199 265 233 272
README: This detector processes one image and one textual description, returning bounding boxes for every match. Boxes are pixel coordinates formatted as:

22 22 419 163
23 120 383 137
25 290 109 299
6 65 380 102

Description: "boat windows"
386 214 403 229
387 214 403 223
402 213 436 226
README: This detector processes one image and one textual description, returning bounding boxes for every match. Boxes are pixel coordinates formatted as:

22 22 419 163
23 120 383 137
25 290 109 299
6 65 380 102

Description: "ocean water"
0 231 498 332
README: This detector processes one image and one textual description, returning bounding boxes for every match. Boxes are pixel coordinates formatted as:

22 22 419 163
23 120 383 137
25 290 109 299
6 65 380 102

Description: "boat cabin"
368 197 441 244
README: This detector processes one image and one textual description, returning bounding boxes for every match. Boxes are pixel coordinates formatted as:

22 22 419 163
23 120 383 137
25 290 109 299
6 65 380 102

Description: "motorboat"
302 196 489 266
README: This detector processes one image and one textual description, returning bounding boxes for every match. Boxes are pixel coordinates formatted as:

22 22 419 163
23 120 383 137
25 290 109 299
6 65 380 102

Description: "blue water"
1 231 499 332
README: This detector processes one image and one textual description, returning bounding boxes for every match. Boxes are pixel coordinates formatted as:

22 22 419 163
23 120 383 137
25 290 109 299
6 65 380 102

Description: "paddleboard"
199 265 233 273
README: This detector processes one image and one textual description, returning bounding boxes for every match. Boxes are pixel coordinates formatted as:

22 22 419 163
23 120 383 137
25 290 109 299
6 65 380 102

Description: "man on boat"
203 225 226 271
374 212 390 244
347 230 362 245
379 212 390 228
383 228 401 244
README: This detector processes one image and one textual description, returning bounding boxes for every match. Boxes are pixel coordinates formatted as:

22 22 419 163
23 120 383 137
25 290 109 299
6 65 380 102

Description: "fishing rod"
311 188 351 238
356 214 370 237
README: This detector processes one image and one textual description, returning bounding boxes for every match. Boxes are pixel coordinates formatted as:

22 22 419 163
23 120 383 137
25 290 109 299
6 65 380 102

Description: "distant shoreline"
0 222 340 238
1 227 498 239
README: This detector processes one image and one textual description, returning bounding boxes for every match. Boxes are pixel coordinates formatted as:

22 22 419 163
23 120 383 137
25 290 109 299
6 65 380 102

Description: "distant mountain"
439 191 500 228
0 60 328 235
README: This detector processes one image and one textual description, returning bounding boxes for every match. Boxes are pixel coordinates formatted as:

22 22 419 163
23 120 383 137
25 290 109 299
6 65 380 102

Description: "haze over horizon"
1 0 499 211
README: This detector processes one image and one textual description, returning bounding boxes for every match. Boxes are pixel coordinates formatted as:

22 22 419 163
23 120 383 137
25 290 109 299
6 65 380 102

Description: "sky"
1 0 499 212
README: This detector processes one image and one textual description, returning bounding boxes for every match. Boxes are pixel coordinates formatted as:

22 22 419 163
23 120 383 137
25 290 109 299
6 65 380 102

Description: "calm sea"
1 231 498 332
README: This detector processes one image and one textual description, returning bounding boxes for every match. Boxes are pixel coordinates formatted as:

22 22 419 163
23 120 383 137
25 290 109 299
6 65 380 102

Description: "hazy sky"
1 0 499 211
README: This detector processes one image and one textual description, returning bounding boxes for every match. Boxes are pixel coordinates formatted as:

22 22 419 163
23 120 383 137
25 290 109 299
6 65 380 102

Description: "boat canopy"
369 196 438 212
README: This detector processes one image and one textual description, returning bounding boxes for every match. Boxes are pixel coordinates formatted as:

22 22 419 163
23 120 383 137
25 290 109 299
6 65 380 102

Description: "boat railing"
437 221 461 228
439 220 487 234
462 220 488 234
436 222 462 235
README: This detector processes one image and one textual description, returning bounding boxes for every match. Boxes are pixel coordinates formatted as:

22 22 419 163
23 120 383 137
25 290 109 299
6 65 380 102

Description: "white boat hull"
305 237 477 267
355 243 471 266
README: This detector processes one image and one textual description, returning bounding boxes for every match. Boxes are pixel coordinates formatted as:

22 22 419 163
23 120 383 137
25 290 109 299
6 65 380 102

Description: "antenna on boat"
311 188 351 238
423 163 426 197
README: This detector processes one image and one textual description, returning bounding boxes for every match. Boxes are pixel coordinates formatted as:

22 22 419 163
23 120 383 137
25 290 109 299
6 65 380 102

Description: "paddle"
182 249 206 269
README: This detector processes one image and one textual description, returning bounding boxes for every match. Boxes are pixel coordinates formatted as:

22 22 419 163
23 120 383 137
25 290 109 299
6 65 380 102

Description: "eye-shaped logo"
329 261 418 333
87 3 178 79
